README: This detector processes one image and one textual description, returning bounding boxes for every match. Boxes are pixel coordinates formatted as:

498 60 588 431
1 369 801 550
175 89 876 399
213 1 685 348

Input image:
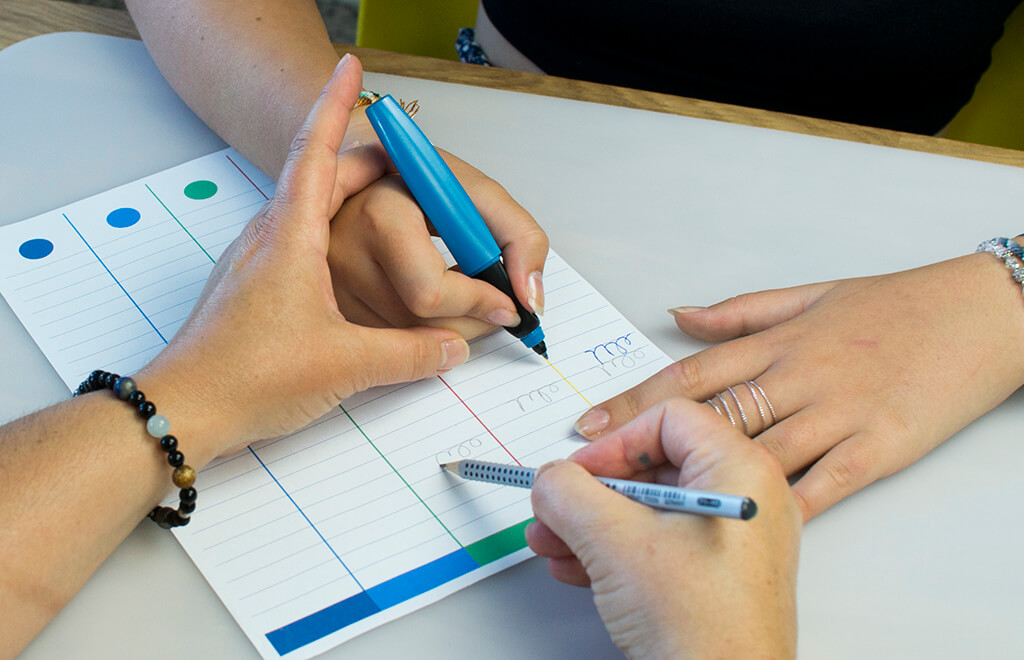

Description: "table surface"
3 2 1024 660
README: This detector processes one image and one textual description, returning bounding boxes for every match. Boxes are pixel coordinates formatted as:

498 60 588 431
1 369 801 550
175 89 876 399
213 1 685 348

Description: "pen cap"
366 95 501 276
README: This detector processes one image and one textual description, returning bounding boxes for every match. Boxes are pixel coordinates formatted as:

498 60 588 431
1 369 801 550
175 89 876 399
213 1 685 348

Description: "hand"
529 399 800 659
573 252 1024 519
137 55 470 458
326 139 549 339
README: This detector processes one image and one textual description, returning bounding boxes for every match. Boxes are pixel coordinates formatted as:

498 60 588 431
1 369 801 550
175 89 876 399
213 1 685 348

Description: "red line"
437 375 521 466
225 154 269 200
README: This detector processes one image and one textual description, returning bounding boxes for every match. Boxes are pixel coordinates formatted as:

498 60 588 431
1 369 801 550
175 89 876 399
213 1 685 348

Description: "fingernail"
574 408 609 438
440 338 469 370
668 306 705 315
335 53 352 72
527 271 545 316
488 308 520 328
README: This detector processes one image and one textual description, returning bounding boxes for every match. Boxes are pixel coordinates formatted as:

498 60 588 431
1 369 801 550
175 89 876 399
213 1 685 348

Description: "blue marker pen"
365 95 548 358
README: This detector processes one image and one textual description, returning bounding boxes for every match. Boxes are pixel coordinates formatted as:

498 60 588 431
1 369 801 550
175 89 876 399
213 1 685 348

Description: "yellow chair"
356 0 479 61
945 2 1024 151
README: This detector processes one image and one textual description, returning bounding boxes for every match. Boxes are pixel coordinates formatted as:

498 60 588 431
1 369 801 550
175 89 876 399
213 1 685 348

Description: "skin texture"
0 58 471 658
574 249 1024 520
530 399 801 659
125 0 548 340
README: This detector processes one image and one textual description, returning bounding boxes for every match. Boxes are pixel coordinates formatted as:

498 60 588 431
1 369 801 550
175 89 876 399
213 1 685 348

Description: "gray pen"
441 459 757 520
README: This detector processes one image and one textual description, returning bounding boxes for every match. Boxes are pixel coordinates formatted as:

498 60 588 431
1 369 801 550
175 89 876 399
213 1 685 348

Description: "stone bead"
179 487 197 503
139 401 156 419
172 465 196 489
167 451 184 468
159 435 178 453
113 376 137 400
146 414 170 438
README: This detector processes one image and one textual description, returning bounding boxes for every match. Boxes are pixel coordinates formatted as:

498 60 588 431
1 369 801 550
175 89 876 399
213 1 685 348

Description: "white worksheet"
0 148 672 658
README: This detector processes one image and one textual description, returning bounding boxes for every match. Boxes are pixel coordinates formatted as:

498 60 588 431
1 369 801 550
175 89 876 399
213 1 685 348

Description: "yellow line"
545 357 592 407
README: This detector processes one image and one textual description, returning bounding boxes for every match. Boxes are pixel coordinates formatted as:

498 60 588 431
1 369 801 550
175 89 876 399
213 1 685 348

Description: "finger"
669 281 836 342
752 403 856 476
547 557 591 588
275 54 363 220
525 521 574 559
370 226 520 326
574 337 774 439
790 430 894 521
531 459 653 564
329 325 470 394
330 143 389 217
444 151 549 315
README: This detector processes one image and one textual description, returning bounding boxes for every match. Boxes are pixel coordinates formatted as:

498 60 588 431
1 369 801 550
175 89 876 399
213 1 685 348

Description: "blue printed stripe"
366 548 478 609
63 213 166 343
265 548 478 655
266 591 379 656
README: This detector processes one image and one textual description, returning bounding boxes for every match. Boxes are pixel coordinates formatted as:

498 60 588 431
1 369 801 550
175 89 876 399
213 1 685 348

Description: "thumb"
340 325 470 391
531 459 654 567
670 281 836 342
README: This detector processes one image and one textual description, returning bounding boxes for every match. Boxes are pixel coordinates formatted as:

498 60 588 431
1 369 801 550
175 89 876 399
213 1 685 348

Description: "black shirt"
482 0 1021 133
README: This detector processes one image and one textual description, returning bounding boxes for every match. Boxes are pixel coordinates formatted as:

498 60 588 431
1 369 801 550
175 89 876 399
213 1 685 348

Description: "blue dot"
19 238 54 260
106 207 141 228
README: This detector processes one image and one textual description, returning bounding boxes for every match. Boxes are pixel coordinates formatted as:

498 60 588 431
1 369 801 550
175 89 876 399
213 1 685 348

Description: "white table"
4 32 1023 659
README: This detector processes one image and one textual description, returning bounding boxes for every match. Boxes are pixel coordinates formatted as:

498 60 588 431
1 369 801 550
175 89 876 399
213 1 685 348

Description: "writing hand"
327 139 548 338
574 252 1024 519
530 399 800 658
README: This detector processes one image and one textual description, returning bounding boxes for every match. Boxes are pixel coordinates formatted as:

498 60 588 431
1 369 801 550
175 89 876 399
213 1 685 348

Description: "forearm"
0 375 220 657
126 0 344 178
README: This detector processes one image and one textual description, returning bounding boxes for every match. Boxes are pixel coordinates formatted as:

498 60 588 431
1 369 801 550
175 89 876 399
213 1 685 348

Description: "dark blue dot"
19 238 54 260
106 207 141 228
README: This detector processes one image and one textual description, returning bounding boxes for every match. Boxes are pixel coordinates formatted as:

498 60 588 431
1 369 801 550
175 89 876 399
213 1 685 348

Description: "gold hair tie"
355 89 420 118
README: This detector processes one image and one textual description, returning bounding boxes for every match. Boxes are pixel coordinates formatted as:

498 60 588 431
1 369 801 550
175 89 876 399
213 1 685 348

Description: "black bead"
167 451 184 467
89 370 104 385
179 487 197 503
128 391 145 406
179 500 196 514
138 401 156 418
159 435 178 452
103 372 118 388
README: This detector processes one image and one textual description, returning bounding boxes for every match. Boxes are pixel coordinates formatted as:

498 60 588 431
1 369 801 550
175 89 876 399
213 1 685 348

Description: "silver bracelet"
976 237 1024 293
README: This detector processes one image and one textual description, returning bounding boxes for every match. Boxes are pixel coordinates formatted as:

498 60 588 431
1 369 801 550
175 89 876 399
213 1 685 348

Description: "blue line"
246 447 363 590
63 214 167 343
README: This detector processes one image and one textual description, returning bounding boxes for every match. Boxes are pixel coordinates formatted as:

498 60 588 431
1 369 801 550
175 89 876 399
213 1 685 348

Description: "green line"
145 183 214 262
465 519 532 566
339 405 463 548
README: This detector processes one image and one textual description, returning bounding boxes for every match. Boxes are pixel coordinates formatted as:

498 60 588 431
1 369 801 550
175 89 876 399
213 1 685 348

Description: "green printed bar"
465 519 532 566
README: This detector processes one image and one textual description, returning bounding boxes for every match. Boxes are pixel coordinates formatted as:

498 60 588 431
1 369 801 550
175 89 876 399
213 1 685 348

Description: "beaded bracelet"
976 237 1024 294
74 370 197 528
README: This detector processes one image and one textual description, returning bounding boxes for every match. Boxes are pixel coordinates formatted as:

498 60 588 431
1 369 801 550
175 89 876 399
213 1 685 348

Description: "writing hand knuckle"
407 282 444 317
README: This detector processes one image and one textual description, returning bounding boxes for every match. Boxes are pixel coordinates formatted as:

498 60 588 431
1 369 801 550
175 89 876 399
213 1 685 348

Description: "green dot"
184 180 218 200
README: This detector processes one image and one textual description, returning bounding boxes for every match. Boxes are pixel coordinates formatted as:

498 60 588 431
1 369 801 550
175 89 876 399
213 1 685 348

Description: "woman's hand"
573 251 1024 520
530 398 801 658
137 55 470 457
326 147 549 338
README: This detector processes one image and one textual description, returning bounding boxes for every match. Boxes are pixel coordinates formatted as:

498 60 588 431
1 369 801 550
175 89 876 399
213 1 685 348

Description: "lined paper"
0 148 672 658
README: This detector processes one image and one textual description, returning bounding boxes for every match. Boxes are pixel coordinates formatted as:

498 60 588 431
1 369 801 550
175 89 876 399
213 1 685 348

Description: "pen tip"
532 341 548 359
